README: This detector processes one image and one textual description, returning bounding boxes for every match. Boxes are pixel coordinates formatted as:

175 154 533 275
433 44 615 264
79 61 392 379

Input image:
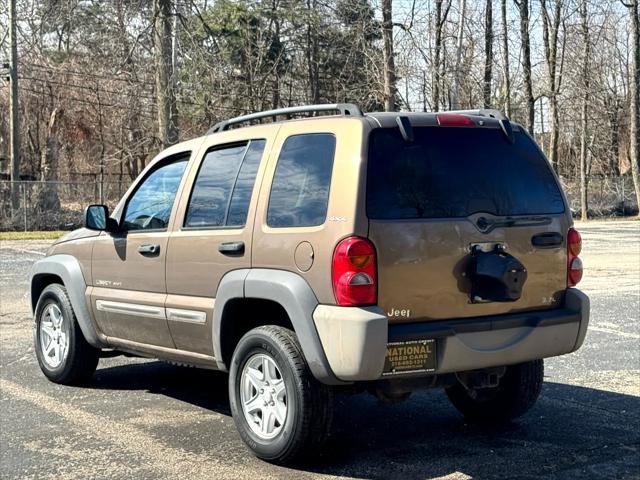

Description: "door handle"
531 232 563 248
138 244 160 255
218 241 245 256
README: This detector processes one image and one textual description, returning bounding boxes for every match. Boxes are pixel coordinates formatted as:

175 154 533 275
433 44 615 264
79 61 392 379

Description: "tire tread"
229 325 333 464
35 283 99 385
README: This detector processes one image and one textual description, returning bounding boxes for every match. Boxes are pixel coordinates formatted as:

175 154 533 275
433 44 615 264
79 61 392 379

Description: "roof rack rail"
443 108 514 143
207 103 363 134
442 108 508 121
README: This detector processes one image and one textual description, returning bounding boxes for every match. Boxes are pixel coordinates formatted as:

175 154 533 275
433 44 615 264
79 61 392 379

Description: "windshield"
366 126 565 219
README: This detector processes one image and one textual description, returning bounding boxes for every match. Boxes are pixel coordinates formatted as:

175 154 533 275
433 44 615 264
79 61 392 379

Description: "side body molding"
213 268 343 385
30 254 106 348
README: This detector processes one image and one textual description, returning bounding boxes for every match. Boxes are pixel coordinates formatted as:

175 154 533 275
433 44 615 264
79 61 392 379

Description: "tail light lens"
332 236 377 306
567 227 583 287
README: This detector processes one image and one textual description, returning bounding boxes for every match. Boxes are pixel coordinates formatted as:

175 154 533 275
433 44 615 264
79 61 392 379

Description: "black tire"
445 360 544 423
34 283 100 385
228 325 333 465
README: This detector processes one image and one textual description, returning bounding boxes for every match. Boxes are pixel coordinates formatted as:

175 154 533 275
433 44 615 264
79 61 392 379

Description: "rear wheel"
446 360 543 423
34 284 100 385
228 325 333 465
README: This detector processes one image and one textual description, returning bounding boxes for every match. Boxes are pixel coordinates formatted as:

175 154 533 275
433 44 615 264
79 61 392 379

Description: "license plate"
383 339 437 376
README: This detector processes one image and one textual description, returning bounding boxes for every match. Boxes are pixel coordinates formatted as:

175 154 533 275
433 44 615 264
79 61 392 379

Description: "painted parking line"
0 246 46 256
588 326 640 340
0 379 285 480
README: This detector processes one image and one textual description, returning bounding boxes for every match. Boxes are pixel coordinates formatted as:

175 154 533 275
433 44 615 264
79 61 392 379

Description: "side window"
267 134 336 228
123 156 189 231
184 140 266 228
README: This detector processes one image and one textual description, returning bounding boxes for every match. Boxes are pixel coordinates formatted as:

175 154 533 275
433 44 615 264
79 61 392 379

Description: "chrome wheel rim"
240 353 288 440
39 303 69 369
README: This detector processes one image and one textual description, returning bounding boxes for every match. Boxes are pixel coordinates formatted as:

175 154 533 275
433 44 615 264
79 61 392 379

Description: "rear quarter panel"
251 117 370 304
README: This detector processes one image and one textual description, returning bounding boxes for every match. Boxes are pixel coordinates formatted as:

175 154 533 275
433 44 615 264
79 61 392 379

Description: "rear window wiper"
475 215 552 233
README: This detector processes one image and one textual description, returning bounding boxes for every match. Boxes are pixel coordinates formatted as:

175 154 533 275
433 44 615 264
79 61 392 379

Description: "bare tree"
623 0 640 214
382 0 396 111
515 0 535 132
501 0 511 116
154 0 179 146
452 0 467 109
38 106 62 211
433 0 451 111
306 0 320 104
484 0 494 108
541 0 565 172
579 0 590 220
4 0 639 229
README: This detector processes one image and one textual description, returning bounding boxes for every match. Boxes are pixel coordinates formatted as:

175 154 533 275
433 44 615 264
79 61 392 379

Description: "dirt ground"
1 220 638 479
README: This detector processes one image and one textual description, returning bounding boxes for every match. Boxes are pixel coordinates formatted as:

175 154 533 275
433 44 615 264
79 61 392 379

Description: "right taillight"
332 236 377 306
567 227 583 287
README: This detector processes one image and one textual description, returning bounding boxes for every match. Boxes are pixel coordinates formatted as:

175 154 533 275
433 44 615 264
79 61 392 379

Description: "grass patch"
0 231 67 241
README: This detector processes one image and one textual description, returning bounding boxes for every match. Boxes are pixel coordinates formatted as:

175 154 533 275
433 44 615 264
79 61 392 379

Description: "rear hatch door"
367 121 570 323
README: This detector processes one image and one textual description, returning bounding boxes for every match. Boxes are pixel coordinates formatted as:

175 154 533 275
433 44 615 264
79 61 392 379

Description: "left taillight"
567 227 583 287
332 236 377 306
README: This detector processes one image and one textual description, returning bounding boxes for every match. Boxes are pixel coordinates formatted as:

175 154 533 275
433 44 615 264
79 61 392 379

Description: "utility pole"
9 0 20 209
154 0 179 146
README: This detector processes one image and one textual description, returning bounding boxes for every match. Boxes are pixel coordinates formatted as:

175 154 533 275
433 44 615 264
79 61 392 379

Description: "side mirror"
84 204 117 232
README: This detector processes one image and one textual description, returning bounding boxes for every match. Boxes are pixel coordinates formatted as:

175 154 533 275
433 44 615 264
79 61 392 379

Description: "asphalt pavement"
1 221 638 479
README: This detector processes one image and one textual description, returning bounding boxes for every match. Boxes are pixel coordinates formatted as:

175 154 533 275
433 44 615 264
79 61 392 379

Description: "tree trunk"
483 0 493 108
579 0 589 220
501 0 511 117
628 0 640 216
272 1 281 110
382 0 396 111
541 0 563 172
38 108 62 213
452 0 466 109
433 0 443 111
9 0 20 209
516 0 534 133
306 0 320 104
607 96 621 176
154 0 178 147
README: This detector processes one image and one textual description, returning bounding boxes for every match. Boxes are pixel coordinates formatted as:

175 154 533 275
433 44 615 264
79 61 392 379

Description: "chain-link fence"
0 181 128 232
0 176 637 232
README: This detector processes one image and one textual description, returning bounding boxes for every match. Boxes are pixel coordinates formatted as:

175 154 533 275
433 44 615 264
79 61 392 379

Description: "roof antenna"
396 116 414 142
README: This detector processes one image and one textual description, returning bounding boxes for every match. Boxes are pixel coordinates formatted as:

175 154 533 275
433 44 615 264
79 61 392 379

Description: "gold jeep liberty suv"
31 104 589 464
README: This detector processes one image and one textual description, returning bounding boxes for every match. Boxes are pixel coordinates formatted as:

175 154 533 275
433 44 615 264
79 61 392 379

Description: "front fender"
31 255 105 348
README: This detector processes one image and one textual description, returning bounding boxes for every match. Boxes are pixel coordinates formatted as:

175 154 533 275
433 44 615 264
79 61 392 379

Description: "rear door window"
267 133 336 227
185 140 265 228
367 127 564 219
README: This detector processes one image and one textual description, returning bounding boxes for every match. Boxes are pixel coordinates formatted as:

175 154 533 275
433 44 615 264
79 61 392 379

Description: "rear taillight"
332 236 377 306
436 113 475 127
567 227 583 287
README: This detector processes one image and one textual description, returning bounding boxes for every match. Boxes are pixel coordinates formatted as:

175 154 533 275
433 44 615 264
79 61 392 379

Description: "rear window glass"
367 127 564 219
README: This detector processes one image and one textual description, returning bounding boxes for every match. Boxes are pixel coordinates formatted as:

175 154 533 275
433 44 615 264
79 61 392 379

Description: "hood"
53 228 101 245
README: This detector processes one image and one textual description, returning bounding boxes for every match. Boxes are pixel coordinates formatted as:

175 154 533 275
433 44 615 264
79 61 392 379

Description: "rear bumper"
313 289 589 382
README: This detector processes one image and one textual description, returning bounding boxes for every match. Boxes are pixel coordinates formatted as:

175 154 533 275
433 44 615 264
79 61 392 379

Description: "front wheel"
446 360 544 423
34 284 100 385
228 326 333 465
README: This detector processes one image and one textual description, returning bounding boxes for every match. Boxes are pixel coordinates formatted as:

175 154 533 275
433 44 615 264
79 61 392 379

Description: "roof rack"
443 108 508 121
207 103 363 134
443 108 514 143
